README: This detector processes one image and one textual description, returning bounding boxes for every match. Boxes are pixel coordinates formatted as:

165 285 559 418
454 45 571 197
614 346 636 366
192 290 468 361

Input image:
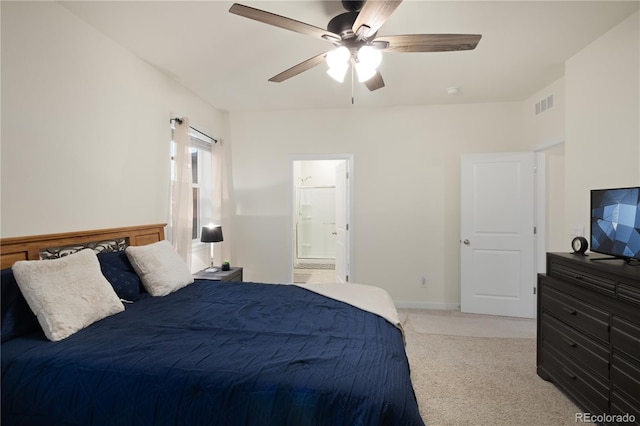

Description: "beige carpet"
400 309 581 425
293 273 311 283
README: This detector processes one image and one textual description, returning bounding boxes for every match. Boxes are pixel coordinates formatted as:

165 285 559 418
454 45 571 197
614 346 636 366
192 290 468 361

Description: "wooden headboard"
0 224 166 269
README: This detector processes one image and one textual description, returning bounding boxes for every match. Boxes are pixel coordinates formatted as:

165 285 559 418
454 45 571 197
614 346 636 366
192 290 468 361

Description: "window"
189 140 213 240
171 126 215 241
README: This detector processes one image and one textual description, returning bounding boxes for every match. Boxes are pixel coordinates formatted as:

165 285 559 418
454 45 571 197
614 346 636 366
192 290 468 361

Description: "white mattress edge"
293 282 405 343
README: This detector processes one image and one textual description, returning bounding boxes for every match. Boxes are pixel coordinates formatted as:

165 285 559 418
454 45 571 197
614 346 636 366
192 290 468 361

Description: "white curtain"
212 138 231 264
170 117 193 266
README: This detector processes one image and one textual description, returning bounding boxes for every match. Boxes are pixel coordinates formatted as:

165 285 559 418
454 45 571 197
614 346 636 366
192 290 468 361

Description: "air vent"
535 94 554 116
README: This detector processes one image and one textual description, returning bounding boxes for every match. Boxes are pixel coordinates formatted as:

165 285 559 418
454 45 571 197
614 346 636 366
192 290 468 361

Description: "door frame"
533 139 566 317
459 143 564 318
287 154 354 283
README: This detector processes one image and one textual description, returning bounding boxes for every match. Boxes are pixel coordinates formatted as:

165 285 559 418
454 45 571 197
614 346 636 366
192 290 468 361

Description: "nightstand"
193 266 243 282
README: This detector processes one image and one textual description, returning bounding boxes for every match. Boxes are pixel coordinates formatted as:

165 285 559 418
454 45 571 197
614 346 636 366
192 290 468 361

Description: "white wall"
521 78 566 150
229 104 527 307
1 2 229 242
520 78 567 253
544 143 567 252
565 11 640 246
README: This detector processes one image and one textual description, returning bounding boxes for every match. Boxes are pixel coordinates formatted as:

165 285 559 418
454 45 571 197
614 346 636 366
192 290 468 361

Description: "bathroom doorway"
290 156 352 284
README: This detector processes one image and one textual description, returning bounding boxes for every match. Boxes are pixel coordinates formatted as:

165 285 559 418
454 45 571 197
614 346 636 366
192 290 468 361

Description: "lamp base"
204 267 219 273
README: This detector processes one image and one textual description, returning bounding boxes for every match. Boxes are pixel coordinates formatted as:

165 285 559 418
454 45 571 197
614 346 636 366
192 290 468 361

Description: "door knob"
463 239 470 245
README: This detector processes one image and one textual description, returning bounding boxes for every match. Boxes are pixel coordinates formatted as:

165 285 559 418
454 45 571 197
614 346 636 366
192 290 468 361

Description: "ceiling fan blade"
376 34 482 53
364 71 385 91
229 3 341 42
268 52 328 83
352 0 402 40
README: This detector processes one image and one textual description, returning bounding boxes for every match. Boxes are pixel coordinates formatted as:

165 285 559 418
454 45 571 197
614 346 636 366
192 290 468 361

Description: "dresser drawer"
612 353 640 408
548 259 616 295
612 316 640 363
618 282 640 308
611 390 640 423
542 313 609 380
542 344 609 413
542 285 610 342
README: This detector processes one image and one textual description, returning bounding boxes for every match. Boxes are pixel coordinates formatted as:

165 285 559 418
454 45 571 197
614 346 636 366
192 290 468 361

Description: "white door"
460 152 535 318
335 161 349 282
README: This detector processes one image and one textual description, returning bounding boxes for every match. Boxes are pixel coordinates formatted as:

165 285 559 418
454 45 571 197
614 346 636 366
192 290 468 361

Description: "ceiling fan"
229 0 481 92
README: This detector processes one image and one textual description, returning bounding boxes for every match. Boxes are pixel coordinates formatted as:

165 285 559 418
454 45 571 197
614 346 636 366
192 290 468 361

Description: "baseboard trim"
394 301 460 310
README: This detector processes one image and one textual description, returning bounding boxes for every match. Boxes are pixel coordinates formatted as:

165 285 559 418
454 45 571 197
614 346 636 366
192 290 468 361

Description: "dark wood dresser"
537 252 640 422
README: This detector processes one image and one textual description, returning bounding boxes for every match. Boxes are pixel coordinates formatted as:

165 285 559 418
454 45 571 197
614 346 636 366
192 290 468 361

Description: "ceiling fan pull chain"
351 59 355 105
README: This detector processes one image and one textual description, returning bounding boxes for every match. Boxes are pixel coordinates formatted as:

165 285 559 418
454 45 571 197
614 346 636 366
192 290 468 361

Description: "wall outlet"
420 276 427 288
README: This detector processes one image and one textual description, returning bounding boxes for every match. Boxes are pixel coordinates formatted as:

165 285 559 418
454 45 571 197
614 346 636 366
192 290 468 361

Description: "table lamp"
201 225 223 272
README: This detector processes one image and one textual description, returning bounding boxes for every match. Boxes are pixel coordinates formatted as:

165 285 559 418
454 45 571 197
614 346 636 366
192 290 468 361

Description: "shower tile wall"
293 160 343 272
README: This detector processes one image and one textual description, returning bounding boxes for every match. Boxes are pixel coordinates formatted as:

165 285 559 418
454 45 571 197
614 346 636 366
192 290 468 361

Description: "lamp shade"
201 225 223 243
355 62 376 82
326 46 350 68
327 63 348 83
357 46 382 69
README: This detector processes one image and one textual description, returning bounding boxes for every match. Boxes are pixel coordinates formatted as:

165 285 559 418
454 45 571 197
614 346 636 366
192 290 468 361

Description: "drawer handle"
562 337 577 348
562 306 577 315
561 367 577 380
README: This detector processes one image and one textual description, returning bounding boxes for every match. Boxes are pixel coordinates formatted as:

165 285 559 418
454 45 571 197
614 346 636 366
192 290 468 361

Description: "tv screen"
590 186 640 261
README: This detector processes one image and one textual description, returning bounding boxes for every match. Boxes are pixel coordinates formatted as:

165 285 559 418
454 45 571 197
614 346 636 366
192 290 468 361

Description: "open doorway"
290 156 352 284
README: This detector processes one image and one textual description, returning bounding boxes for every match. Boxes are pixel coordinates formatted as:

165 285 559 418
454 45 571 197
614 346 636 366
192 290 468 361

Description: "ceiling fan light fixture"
326 46 350 68
327 62 349 83
357 45 382 69
355 62 376 83
229 2 482 93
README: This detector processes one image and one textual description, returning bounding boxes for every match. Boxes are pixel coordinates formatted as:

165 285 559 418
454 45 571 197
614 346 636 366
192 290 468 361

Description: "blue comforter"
1 280 424 426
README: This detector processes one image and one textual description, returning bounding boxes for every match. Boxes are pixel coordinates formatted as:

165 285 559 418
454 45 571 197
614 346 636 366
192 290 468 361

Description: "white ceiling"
59 1 639 111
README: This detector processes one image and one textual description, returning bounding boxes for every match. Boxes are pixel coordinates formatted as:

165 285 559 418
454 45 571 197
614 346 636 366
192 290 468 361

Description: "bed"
1 224 424 426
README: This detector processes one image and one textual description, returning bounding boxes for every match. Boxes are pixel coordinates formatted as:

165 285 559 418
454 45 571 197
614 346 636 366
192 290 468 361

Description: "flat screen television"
590 186 640 262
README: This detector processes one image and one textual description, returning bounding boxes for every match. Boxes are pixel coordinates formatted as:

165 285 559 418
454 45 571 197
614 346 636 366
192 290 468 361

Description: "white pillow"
12 249 124 341
125 240 193 296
